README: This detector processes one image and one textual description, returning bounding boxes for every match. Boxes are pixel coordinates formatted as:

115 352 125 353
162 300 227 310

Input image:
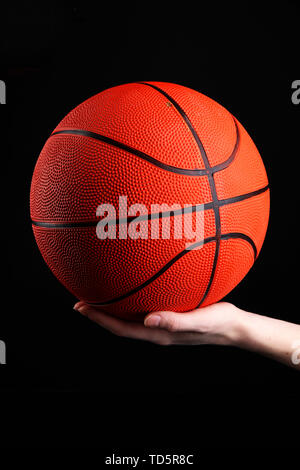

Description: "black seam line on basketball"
138 82 240 172
50 129 209 175
219 184 269 207
138 83 222 310
30 183 270 229
87 232 257 307
211 118 240 173
31 220 98 228
30 207 203 228
50 123 239 177
31 205 206 228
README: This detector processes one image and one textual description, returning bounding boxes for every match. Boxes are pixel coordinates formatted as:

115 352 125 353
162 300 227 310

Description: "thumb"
144 310 204 332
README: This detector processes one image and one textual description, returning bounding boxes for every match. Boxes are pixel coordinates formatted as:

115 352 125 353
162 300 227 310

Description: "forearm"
231 308 300 369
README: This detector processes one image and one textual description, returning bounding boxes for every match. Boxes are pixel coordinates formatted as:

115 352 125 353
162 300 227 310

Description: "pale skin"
74 301 300 370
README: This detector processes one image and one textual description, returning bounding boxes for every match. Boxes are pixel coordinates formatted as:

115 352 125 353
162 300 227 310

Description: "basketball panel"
52 82 207 170
30 134 212 224
220 190 270 257
201 237 255 307
214 119 269 200
145 81 237 168
32 208 216 305
96 242 217 320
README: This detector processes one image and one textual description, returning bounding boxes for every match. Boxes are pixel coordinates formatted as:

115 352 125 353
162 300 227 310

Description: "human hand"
74 301 300 368
73 301 242 346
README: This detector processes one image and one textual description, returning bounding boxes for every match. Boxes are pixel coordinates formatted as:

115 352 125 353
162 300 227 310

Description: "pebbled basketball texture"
30 82 270 320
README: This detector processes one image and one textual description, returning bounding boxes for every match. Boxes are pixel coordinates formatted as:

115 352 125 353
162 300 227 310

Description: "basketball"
30 82 269 320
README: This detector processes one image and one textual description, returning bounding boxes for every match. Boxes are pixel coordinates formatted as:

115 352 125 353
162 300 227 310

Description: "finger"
74 303 172 345
74 301 86 310
75 302 137 335
144 309 211 333
170 331 208 345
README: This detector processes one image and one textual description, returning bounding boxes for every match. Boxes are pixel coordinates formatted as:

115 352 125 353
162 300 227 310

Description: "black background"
0 0 299 449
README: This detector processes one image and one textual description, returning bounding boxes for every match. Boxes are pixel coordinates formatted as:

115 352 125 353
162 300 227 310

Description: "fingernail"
74 304 84 314
145 315 161 328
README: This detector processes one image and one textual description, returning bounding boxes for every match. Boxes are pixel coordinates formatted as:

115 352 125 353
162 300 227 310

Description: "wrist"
221 305 251 347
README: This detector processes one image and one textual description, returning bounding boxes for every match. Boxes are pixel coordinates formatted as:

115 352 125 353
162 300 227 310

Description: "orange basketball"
30 82 269 320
